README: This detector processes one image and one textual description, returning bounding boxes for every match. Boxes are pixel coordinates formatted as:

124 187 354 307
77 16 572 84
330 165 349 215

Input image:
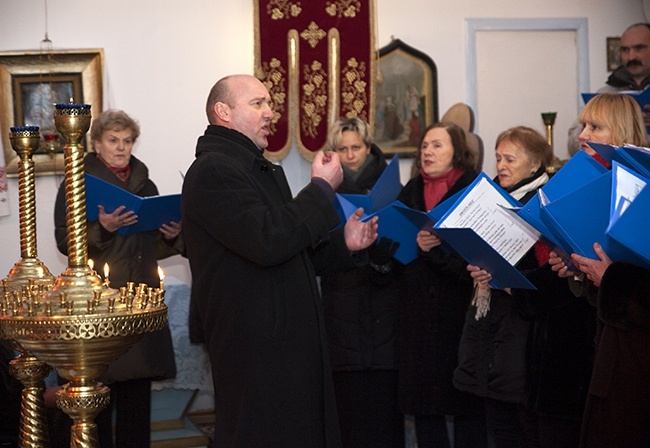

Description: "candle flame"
158 266 165 281
88 259 94 270
104 263 110 280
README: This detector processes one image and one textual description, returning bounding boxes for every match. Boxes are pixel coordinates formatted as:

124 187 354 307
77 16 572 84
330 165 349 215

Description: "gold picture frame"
0 49 103 176
607 37 621 72
374 39 438 156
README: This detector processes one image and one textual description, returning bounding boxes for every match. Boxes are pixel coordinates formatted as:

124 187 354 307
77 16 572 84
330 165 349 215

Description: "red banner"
255 0 375 161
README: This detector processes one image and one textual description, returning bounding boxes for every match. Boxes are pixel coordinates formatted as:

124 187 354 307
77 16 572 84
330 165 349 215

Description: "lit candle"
88 259 94 271
158 266 165 291
103 263 110 286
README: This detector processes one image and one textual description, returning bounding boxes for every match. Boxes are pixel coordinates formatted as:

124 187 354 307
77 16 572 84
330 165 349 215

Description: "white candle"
158 266 165 291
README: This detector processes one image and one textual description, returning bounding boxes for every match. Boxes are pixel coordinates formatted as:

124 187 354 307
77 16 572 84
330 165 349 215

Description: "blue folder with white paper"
85 173 181 236
537 166 650 269
428 173 539 290
605 162 650 268
514 150 608 259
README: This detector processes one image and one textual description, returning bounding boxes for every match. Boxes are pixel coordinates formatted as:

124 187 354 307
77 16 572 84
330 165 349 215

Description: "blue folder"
85 173 181 236
538 169 649 268
430 173 537 289
589 142 650 178
516 150 608 259
339 154 401 213
605 163 650 268
582 86 650 109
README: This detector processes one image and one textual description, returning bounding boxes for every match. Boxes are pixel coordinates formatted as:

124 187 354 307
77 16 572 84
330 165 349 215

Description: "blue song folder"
589 142 650 178
582 86 650 109
84 173 181 236
428 173 539 290
605 162 650 268
514 150 608 260
339 154 401 213
538 167 650 269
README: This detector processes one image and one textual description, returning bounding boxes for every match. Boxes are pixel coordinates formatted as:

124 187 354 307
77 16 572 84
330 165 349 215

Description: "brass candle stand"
3 126 55 448
0 105 169 448
541 112 564 173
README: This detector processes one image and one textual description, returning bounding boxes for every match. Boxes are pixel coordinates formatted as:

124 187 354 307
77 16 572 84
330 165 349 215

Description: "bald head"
205 74 274 149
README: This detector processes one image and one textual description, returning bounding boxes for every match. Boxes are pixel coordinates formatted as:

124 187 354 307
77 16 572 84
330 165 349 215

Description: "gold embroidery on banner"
300 22 327 49
301 61 328 138
267 0 302 20
341 57 367 120
260 58 287 135
325 0 361 18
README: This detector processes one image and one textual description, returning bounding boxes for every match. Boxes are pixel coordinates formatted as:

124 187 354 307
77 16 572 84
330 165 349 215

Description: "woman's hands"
160 221 182 240
417 230 441 252
98 205 137 233
467 264 492 286
571 243 612 287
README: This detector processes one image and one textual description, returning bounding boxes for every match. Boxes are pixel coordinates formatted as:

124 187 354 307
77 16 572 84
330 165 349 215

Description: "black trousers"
333 370 404 448
484 398 526 448
96 378 152 448
413 413 488 448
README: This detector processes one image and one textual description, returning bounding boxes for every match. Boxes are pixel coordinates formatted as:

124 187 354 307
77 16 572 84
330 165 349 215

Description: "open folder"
582 86 650 112
589 142 650 178
513 150 608 261
85 173 182 236
537 166 650 270
605 162 650 268
429 173 539 290
337 154 401 213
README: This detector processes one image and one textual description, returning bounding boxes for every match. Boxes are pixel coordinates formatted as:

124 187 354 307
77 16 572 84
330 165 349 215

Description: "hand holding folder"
85 173 181 236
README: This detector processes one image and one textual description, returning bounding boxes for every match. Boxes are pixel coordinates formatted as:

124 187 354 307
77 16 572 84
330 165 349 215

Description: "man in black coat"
181 74 378 448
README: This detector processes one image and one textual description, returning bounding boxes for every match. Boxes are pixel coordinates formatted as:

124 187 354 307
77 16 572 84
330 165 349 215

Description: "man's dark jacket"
182 125 356 448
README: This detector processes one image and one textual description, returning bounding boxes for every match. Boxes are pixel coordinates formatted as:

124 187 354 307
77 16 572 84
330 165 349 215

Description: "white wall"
0 0 644 284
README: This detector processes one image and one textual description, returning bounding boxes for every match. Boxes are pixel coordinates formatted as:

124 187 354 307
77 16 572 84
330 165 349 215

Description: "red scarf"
421 167 464 211
98 155 131 182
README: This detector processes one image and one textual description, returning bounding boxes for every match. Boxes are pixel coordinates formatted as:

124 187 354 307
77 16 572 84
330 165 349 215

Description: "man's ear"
214 102 230 122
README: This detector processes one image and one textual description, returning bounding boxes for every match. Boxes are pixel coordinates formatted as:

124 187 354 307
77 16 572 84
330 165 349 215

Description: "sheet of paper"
435 176 538 265
612 162 647 218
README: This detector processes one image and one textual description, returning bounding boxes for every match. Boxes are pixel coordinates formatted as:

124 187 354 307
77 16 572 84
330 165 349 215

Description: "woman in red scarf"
396 122 487 448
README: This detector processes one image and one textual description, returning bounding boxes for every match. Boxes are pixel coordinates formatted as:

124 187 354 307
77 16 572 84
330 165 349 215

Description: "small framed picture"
607 37 621 72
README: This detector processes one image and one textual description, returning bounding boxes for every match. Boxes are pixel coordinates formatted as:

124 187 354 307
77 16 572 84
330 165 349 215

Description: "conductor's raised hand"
311 150 343 190
344 207 378 251
98 205 138 233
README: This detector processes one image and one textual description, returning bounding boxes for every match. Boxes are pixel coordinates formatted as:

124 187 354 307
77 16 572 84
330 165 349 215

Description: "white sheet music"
612 163 647 218
436 176 539 265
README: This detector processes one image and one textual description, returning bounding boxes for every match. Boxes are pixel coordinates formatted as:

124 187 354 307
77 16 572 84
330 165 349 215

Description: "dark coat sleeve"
182 153 341 269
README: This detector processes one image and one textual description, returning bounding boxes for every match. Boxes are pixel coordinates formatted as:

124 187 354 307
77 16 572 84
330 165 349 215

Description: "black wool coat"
182 125 358 448
579 261 650 447
54 153 180 384
396 170 485 416
453 181 542 405
513 265 596 422
321 145 400 371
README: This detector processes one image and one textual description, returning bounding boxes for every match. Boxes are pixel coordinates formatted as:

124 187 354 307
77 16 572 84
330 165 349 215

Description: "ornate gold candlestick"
541 112 564 173
3 125 55 448
0 104 169 448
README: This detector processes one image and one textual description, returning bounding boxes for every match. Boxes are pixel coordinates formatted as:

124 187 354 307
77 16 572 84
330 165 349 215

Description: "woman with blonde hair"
578 93 648 163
